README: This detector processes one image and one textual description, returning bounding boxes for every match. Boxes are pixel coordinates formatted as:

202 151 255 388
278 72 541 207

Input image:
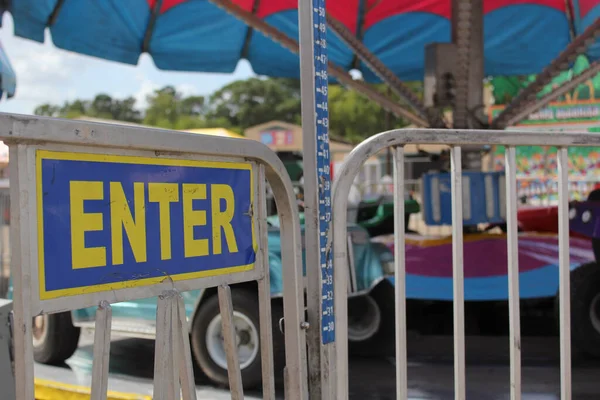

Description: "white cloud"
0 14 98 112
133 79 160 110
0 13 255 115
175 83 198 98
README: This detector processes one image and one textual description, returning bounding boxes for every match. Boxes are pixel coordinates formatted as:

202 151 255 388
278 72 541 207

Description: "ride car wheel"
587 189 600 263
348 283 394 357
32 312 81 364
191 289 285 389
347 295 382 342
559 262 600 358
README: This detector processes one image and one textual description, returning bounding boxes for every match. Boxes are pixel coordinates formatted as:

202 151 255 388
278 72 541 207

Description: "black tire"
191 289 285 389
561 262 600 358
348 283 392 356
32 312 81 364
587 189 600 263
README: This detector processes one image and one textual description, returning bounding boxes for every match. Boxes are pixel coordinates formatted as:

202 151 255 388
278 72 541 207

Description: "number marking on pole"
313 0 334 344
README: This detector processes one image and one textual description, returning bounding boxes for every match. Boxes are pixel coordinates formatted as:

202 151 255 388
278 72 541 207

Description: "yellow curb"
34 378 151 400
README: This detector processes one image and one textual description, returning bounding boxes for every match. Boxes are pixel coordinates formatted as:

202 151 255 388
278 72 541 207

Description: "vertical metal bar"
153 291 177 400
218 284 245 400
451 146 466 400
346 234 357 293
334 204 349 399
299 0 334 394
169 295 181 400
393 146 408 400
11 144 35 400
90 301 112 400
257 165 276 400
558 147 572 400
505 146 521 400
176 294 197 400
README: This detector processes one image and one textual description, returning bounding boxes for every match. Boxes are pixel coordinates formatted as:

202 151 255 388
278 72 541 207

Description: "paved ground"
34 330 600 399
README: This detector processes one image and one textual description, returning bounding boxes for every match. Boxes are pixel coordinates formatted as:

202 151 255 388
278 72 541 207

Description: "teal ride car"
24 214 395 390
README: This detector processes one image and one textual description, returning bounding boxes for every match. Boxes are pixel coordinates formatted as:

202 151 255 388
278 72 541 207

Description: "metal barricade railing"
0 187 10 299
0 113 308 400
331 128 599 399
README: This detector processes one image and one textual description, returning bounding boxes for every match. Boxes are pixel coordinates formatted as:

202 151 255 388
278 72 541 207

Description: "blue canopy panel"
360 0 570 82
246 0 357 79
0 41 16 99
571 0 600 60
0 0 576 82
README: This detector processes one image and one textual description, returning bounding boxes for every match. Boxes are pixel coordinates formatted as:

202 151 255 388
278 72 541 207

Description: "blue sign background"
36 151 255 300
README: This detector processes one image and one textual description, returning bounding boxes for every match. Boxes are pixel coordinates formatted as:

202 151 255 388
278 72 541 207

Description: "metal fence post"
90 301 112 400
505 146 522 400
10 144 34 400
558 147 572 400
298 0 335 397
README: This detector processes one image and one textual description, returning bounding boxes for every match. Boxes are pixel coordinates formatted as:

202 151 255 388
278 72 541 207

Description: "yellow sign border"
36 150 256 300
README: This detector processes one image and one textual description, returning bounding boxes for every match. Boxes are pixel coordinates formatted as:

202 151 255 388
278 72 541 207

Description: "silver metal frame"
298 0 335 398
330 128 597 399
0 113 308 399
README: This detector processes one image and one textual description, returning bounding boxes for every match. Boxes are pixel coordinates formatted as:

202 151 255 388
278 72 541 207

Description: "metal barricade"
331 128 600 399
0 113 308 400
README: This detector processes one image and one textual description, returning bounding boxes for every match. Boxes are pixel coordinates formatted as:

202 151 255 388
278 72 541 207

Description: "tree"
327 84 409 143
88 94 141 122
181 95 206 116
143 86 209 129
34 104 60 117
207 77 302 129
32 77 419 142
111 97 142 122
34 94 141 122
90 94 114 118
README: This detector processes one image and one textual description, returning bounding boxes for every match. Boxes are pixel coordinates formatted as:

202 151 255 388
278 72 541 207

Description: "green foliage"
34 94 141 122
34 77 419 142
328 84 411 143
207 77 302 129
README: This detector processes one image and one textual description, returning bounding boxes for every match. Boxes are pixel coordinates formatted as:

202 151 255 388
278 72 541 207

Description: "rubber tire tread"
587 189 600 263
33 312 81 365
560 262 600 358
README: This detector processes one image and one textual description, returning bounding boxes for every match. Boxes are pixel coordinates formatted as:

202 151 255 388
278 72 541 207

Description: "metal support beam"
452 0 485 170
493 18 600 129
326 15 425 117
504 60 600 127
208 0 429 127
452 0 485 129
452 0 476 128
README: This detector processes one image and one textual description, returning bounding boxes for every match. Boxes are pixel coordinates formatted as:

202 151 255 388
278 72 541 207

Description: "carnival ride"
3 1 600 398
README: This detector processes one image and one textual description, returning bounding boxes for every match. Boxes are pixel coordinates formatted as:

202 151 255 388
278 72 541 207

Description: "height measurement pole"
298 0 335 398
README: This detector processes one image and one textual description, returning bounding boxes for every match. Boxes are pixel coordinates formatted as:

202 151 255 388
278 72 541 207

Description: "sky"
0 13 256 116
